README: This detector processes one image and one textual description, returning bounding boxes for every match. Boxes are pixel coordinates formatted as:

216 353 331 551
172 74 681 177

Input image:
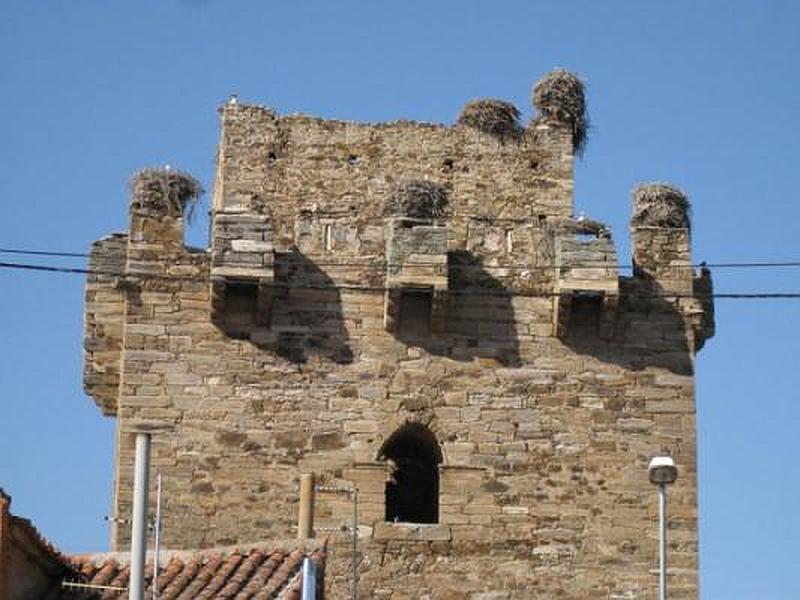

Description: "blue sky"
1 2 799 597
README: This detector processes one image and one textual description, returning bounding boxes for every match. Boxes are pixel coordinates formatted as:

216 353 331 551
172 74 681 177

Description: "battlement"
213 103 574 234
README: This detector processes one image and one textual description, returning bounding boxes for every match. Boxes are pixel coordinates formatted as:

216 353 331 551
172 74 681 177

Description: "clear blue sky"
1 2 798 597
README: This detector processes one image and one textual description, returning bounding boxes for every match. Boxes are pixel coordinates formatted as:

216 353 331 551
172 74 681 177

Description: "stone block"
373 522 452 542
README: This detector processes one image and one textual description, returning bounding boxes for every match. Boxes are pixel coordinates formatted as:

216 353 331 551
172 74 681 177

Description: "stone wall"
83 78 714 599
83 234 127 416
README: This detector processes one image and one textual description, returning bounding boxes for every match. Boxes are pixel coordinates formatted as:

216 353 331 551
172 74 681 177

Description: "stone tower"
83 70 714 599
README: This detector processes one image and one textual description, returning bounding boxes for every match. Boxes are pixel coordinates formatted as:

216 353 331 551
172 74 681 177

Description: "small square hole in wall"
568 292 603 335
222 282 258 338
398 289 432 338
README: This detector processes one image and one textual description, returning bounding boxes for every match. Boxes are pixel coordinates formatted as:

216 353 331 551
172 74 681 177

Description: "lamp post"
648 455 678 600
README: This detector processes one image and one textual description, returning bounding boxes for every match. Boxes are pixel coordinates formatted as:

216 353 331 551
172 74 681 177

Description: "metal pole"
352 488 358 600
152 471 162 600
658 482 667 600
301 556 316 599
129 433 151 600
298 474 315 539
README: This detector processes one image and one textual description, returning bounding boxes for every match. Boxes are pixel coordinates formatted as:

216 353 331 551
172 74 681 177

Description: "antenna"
315 484 359 600
152 471 163 600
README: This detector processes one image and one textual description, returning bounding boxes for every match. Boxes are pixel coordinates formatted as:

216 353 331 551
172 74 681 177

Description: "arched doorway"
378 423 443 524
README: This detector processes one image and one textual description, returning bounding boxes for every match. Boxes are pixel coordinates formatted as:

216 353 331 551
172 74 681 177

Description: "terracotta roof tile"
102 567 130 600
62 544 326 599
219 549 265 598
160 558 200 600
3 493 325 598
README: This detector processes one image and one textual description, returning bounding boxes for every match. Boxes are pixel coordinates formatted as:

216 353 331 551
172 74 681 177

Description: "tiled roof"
62 544 326 599
9 514 74 570
2 490 325 598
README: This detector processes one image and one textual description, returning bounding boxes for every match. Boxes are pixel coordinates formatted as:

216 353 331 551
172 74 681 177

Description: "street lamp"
648 455 678 600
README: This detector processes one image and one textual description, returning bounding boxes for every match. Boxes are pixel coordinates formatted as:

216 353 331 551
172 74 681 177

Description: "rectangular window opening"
222 282 259 338
568 292 603 335
398 289 432 338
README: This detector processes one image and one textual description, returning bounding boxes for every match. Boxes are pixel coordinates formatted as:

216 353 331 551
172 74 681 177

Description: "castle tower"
83 70 713 599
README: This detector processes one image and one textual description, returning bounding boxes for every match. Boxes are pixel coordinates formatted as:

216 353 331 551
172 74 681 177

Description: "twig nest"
457 99 521 139
385 180 449 221
532 69 589 156
130 168 203 219
631 183 691 229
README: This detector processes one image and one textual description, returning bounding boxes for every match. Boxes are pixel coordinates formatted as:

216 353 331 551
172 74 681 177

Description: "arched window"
378 423 443 524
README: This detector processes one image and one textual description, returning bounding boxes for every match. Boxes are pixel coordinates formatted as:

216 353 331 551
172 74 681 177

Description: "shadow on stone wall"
272 248 354 365
212 247 353 365
394 250 520 366
560 274 693 376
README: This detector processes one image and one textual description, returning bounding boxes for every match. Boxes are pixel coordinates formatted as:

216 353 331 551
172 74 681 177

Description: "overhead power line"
2 247 800 272
1 260 799 300
0 248 89 258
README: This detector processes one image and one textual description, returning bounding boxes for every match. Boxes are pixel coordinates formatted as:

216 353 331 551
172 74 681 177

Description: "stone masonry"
83 70 714 599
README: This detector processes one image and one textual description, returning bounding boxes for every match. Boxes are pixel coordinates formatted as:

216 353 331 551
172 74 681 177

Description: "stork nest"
631 183 691 230
457 99 521 140
532 69 589 156
384 180 449 221
130 168 203 220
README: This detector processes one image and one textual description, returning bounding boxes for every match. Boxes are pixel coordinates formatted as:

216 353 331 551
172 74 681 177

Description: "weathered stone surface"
373 522 452 542
82 76 714 599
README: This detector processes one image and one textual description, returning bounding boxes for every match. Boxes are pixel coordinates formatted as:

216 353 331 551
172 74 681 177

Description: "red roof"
63 545 326 599
2 490 325 599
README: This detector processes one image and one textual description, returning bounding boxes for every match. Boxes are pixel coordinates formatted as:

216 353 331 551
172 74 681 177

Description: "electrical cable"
2 247 800 272
1 260 799 299
0 248 89 258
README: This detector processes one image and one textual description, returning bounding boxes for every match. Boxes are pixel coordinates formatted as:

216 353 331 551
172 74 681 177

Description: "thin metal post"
152 471 162 600
658 482 667 600
351 488 358 600
312 484 358 600
301 556 316 599
129 433 151 600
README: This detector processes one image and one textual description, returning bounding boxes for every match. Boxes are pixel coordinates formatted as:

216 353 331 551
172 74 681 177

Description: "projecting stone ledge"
373 522 452 542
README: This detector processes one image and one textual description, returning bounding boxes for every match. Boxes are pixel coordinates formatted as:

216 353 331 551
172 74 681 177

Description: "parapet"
630 183 693 294
532 69 589 156
211 72 585 229
630 183 715 351
83 170 207 415
127 168 203 276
